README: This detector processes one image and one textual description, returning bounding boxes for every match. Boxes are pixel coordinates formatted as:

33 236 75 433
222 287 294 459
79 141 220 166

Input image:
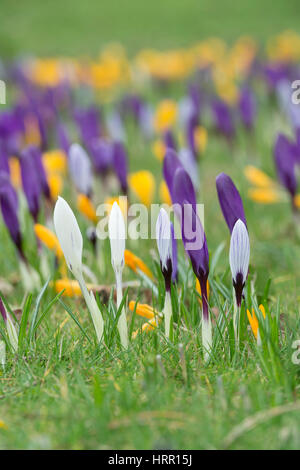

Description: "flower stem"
115 270 128 349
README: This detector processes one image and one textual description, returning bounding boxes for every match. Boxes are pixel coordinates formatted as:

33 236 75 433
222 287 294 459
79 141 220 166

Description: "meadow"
0 0 300 451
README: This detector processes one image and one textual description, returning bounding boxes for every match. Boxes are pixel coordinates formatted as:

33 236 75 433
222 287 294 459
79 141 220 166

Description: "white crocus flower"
54 197 104 343
156 208 173 338
68 143 92 196
229 219 250 342
108 202 128 349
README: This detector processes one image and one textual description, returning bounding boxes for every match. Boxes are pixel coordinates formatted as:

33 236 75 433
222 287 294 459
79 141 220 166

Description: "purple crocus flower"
186 111 199 158
238 86 256 131
74 107 101 146
163 129 177 151
0 143 10 175
171 167 197 211
212 99 235 140
216 173 247 233
20 147 41 221
113 141 128 194
0 172 23 256
274 134 298 205
31 146 50 200
173 167 211 357
57 122 71 156
88 139 113 174
163 149 197 205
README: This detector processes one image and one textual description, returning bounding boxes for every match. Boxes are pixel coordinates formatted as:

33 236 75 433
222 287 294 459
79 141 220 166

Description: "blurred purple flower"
113 141 128 194
238 86 256 130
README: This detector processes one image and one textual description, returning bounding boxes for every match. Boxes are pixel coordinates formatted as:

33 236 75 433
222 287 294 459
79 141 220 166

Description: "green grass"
1 0 300 451
0 0 300 57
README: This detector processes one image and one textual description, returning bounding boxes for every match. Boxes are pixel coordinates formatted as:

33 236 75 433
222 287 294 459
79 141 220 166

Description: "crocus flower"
74 106 101 146
128 170 155 207
247 304 266 345
68 143 92 197
0 172 22 255
124 249 153 280
77 194 97 223
163 149 197 208
54 196 104 343
113 141 128 194
238 85 256 131
273 134 298 208
229 219 250 340
88 139 113 174
0 297 18 352
129 300 161 339
31 145 50 200
212 99 235 140
108 202 128 348
20 147 41 222
156 208 173 338
163 129 177 151
34 224 63 259
173 168 211 359
216 172 247 233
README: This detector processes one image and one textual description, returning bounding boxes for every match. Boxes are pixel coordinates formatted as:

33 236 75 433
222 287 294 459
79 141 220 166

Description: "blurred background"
1 0 300 57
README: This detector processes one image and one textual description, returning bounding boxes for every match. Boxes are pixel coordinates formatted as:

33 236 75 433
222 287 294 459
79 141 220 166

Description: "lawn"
0 0 300 451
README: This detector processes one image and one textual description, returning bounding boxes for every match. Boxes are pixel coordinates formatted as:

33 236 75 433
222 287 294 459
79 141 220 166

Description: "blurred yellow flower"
43 150 67 174
128 170 155 206
77 194 97 223
244 166 275 188
159 181 172 206
34 224 63 258
104 197 128 216
152 139 166 162
194 126 208 154
154 100 177 132
124 249 153 279
48 174 63 201
9 157 21 188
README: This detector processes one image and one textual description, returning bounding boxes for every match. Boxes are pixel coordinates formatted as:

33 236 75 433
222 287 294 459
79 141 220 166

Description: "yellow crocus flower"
248 188 282 204
154 99 177 132
194 126 208 154
247 304 266 339
34 224 63 258
77 194 97 223
244 166 275 188
128 170 155 207
129 300 161 339
42 150 67 174
48 173 63 201
152 139 166 162
124 249 153 279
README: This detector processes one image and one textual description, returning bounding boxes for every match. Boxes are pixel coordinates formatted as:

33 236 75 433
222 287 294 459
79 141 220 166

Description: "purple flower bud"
163 129 177 151
74 107 101 145
31 145 50 199
57 122 71 156
216 173 247 233
186 112 199 157
212 99 235 139
88 139 113 174
163 149 197 207
274 134 298 202
173 169 209 319
113 141 128 194
171 167 197 211
0 172 23 255
238 86 256 131
20 147 41 221
163 149 183 202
